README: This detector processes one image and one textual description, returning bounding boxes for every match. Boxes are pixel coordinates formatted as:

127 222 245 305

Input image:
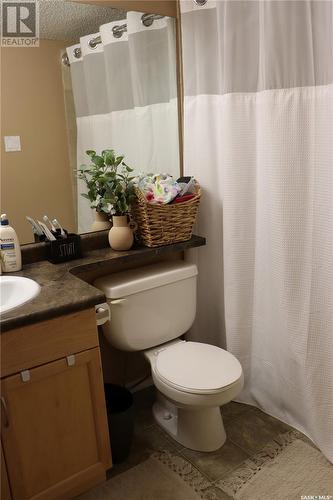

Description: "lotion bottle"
0 214 22 272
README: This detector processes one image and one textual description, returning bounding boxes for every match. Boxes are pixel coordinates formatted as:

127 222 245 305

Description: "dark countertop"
0 235 206 332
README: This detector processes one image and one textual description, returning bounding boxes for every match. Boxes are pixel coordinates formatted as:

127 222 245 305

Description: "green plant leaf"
115 155 124 167
77 148 135 217
101 149 114 157
104 171 116 179
102 150 115 166
86 150 96 157
91 155 105 167
122 161 133 172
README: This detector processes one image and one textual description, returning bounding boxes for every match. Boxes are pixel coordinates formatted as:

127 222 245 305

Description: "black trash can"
104 384 134 464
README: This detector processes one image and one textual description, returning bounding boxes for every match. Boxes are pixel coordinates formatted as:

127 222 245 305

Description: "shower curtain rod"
62 13 165 66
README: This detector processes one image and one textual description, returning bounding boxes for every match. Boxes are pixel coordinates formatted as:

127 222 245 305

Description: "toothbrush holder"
46 234 82 263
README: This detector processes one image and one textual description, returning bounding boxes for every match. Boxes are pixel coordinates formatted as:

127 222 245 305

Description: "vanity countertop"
1 235 206 332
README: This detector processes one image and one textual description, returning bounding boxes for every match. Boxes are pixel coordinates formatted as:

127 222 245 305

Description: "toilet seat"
155 341 242 395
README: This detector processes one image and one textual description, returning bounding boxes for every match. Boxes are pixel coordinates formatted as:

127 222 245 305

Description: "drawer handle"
66 355 75 366
21 370 31 382
1 397 9 428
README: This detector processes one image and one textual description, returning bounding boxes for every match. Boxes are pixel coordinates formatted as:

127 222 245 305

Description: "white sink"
0 276 41 315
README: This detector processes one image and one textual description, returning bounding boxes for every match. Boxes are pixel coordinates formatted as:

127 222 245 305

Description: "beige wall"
1 40 76 244
74 0 178 17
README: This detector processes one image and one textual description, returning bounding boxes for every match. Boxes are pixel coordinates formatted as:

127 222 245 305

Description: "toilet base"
153 392 226 452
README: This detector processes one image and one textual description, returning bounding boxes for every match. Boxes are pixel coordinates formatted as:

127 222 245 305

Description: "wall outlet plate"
4 136 21 152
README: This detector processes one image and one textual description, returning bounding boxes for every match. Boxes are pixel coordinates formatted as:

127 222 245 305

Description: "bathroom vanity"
0 234 205 500
1 310 111 500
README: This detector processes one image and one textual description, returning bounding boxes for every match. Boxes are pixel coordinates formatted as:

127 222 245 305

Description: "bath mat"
77 452 210 500
218 431 333 500
78 432 333 500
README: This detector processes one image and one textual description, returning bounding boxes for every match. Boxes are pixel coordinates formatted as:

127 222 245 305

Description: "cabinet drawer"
1 309 99 378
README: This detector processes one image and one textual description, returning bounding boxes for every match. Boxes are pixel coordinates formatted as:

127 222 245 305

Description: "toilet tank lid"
93 261 198 299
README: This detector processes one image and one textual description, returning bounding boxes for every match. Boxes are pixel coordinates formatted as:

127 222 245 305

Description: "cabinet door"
1 348 112 500
1 441 11 500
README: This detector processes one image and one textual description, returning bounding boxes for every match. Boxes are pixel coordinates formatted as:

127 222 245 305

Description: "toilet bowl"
94 261 244 452
145 340 243 451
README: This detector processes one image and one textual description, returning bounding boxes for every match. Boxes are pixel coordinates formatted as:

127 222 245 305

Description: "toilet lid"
155 342 242 394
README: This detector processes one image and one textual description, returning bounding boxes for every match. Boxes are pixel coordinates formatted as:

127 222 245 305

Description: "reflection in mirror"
1 0 180 244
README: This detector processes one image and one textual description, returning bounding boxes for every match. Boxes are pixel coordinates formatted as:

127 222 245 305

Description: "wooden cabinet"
1 442 11 500
1 310 112 500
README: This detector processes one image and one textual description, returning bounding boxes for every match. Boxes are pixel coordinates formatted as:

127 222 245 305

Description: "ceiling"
39 0 126 41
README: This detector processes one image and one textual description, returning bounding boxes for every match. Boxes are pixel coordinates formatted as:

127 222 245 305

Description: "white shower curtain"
181 0 333 462
66 12 179 232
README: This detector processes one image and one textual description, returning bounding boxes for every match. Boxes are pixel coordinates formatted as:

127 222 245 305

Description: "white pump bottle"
0 214 22 272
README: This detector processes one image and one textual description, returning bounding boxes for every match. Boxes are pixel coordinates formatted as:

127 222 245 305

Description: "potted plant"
78 149 136 250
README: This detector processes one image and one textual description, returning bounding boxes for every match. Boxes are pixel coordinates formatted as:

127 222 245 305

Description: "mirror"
1 0 180 244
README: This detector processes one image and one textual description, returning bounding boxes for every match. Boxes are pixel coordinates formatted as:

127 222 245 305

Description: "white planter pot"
91 211 112 232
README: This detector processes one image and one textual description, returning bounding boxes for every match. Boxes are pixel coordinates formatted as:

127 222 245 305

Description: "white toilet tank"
94 261 198 351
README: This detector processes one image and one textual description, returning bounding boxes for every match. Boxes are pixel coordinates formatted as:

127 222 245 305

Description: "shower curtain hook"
89 36 101 49
141 13 164 27
194 0 208 5
112 24 127 38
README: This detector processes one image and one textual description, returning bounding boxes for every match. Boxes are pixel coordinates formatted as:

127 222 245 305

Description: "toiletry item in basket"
135 173 181 204
176 176 196 196
171 194 195 204
0 214 22 272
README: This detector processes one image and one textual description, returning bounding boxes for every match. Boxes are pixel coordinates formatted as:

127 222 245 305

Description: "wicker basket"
131 184 201 247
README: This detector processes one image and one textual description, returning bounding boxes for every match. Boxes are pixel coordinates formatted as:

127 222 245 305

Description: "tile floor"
107 386 302 499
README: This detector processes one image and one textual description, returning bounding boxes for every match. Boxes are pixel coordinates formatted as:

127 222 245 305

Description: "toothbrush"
52 218 66 238
43 215 57 233
26 216 44 236
37 220 57 241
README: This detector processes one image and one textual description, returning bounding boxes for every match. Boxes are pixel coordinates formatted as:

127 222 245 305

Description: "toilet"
94 261 244 452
